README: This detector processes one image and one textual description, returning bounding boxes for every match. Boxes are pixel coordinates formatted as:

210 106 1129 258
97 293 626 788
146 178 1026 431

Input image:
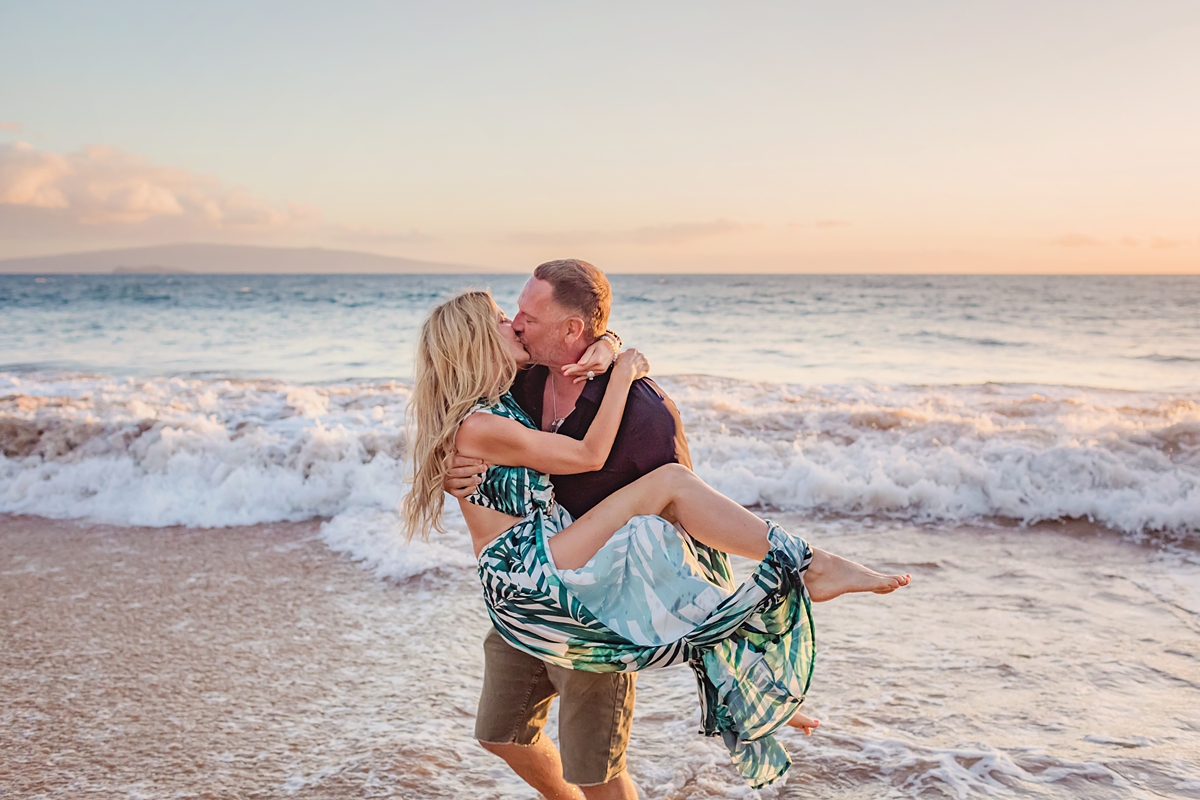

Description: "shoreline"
3 513 1198 799
0 515 499 799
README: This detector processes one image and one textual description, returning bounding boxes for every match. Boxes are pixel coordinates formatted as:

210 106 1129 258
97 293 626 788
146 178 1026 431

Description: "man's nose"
511 313 526 333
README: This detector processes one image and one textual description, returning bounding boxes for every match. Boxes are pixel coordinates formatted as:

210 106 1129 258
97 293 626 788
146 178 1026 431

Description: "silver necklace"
549 381 567 433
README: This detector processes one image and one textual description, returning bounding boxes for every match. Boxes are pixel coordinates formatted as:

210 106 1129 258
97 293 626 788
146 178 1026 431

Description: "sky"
1 1 1198 273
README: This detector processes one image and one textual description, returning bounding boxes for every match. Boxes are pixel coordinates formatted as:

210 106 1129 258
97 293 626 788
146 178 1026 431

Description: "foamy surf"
671 376 1200 542
2 371 1197 577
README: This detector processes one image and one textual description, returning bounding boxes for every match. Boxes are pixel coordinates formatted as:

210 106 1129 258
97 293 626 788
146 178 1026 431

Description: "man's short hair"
533 259 611 339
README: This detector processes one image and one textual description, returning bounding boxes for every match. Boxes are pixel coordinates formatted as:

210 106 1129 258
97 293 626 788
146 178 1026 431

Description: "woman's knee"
649 462 697 495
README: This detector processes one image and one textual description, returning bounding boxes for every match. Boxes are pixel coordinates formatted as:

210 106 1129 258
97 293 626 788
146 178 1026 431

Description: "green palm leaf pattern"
468 394 816 788
465 394 553 517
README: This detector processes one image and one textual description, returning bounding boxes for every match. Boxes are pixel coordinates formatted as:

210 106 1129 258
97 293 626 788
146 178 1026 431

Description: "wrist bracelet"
600 331 622 363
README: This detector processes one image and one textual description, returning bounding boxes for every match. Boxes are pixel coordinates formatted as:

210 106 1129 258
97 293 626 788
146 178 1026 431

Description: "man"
445 259 691 800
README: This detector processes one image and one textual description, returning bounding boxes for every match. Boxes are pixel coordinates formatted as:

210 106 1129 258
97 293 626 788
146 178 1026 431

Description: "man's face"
512 278 575 367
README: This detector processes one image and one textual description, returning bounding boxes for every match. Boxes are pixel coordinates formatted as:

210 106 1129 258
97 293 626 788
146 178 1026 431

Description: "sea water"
1 273 1198 798
2 273 1197 541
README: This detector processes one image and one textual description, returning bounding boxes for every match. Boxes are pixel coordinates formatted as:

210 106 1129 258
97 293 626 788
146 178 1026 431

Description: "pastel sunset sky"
1 1 1197 273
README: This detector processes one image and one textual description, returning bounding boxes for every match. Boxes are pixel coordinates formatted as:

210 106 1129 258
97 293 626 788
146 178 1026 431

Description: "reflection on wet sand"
3 514 1198 799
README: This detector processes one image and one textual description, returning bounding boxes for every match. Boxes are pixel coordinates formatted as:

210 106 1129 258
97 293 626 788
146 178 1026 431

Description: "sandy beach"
4 512 1198 799
1 515 498 799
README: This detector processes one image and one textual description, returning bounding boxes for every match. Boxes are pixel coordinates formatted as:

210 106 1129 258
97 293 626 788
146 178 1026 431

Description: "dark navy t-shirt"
510 364 691 519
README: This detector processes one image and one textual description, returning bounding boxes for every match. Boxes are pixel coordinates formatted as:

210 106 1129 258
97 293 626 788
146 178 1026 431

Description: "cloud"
1119 236 1140 247
1050 232 1104 247
1149 237 1187 250
0 122 22 133
0 141 317 230
332 224 436 245
814 219 852 229
508 219 757 247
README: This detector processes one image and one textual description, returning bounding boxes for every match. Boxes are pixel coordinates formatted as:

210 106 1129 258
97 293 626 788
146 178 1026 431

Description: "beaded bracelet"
600 330 622 363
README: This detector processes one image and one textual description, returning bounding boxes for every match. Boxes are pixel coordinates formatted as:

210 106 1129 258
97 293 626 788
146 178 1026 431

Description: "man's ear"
563 317 586 343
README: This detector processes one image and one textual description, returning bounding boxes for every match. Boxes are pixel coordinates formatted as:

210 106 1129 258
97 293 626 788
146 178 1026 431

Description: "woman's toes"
874 573 912 593
786 711 820 734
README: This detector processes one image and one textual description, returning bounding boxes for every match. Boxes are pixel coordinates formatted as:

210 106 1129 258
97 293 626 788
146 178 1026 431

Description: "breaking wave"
1 372 1197 576
668 377 1199 544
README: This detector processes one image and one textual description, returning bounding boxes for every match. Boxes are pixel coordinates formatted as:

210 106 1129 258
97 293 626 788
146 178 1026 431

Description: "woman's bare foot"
804 548 911 602
786 710 820 735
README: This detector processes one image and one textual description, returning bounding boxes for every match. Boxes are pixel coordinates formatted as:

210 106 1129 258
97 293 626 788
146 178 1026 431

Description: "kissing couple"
403 259 910 797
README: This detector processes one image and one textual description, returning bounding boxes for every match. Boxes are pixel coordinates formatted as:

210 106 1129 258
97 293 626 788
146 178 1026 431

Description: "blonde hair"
402 290 518 540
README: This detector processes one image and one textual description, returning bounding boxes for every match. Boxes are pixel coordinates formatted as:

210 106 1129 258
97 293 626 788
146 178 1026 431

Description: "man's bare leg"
580 771 638 800
479 739 584 800
477 741 638 800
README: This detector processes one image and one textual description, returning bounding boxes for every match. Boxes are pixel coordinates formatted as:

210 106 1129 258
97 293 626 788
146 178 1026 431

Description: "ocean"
2 273 1198 799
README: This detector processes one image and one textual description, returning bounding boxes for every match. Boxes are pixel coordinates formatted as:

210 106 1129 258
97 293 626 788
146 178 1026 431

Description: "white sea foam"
664 376 1199 543
802 734 1144 800
319 506 476 582
2 372 1197 577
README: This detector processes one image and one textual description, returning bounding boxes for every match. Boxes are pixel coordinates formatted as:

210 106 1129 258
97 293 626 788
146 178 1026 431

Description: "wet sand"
3 514 1199 799
0 515 500 799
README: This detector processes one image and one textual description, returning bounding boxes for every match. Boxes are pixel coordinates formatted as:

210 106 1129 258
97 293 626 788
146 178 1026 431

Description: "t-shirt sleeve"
509 369 534 417
624 381 690 475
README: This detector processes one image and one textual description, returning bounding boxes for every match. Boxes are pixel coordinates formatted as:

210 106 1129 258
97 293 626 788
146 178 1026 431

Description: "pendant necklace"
549 381 567 433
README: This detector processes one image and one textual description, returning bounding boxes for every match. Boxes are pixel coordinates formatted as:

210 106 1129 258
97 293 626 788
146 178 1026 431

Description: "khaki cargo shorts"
475 628 637 787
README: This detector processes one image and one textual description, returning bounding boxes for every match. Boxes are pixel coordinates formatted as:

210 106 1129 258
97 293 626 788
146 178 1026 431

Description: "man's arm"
445 456 487 499
624 380 691 475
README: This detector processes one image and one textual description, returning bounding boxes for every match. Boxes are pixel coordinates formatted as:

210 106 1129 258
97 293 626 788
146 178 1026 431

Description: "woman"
402 290 910 787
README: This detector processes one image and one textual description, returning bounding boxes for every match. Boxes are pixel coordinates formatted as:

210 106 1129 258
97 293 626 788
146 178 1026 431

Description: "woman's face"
497 307 531 366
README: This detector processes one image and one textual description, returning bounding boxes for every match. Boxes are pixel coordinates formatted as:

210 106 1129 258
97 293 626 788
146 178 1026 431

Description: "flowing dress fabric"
469 394 816 788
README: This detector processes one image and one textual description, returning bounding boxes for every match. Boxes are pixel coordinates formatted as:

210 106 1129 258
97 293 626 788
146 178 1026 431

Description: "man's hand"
444 454 487 498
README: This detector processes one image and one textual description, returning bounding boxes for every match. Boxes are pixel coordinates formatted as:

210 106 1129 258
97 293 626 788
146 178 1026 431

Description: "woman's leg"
548 464 767 568
548 465 910 602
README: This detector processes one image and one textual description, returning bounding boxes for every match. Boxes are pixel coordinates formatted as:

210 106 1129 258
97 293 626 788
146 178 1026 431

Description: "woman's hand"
562 337 617 384
613 349 649 384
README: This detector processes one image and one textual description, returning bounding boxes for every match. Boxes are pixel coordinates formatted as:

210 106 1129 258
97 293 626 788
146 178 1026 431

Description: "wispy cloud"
1150 237 1187 250
813 219 852 229
0 141 317 229
1050 232 1104 247
0 122 21 133
508 219 757 247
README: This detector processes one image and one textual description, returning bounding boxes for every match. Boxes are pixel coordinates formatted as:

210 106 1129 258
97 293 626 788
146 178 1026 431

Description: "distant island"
0 243 498 274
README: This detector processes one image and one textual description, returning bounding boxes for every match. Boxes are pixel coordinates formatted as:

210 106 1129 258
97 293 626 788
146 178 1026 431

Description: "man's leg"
478 738 584 800
580 770 638 800
550 663 639 800
476 630 583 800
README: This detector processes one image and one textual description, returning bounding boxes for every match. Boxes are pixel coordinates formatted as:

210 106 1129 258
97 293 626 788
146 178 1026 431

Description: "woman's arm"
562 331 620 384
455 349 649 475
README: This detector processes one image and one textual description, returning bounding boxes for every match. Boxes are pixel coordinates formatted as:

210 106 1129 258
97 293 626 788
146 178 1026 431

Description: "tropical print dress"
469 393 817 788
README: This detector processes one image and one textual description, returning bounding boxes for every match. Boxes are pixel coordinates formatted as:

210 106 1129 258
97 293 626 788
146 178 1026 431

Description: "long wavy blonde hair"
402 290 518 540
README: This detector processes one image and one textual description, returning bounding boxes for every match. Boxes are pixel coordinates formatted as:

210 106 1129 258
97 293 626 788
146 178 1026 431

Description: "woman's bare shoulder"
456 410 524 449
